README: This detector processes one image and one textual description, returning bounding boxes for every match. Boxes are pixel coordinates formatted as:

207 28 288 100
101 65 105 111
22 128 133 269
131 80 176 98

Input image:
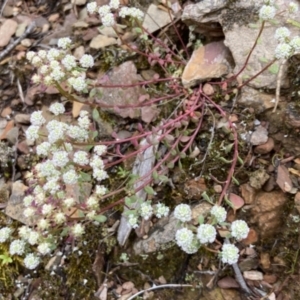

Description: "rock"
243 271 263 281
276 164 293 193
184 177 207 199
72 20 89 28
17 140 30 154
21 38 32 47
254 137 275 154
48 13 60 22
15 23 28 37
143 4 174 33
242 228 258 245
249 190 288 238
203 83 215 96
191 202 212 225
2 5 14 17
181 41 233 88
14 113 30 124
217 277 239 289
285 102 300 128
73 46 85 59
5 127 19 145
1 107 12 118
90 34 117 49
249 168 270 190
250 126 268 146
0 19 18 47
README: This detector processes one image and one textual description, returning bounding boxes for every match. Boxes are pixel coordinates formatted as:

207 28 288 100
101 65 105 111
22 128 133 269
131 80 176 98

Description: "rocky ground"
1 0 300 299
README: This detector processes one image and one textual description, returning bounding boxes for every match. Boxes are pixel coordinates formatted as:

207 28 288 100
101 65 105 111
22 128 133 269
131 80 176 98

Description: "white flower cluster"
87 1 144 27
0 227 12 243
210 205 227 223
197 224 216 244
174 204 192 222
140 202 153 220
26 38 94 92
221 244 239 265
259 4 276 20
231 220 249 240
154 203 169 218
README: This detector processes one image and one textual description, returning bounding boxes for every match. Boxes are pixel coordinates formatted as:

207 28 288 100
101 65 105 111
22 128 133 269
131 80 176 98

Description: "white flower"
40 65 50 75
86 196 99 209
109 0 120 10
175 228 194 248
36 141 51 156
38 219 49 230
95 185 107 196
154 203 169 218
26 125 40 141
181 237 200 254
78 115 90 129
71 77 87 92
31 56 42 66
38 50 47 59
23 195 34 207
0 227 12 243
62 169 79 184
54 212 66 224
62 54 77 70
290 36 300 53
87 1 98 14
28 230 40 245
49 102 65 115
94 145 107 156
231 220 250 241
101 13 115 27
67 125 88 141
38 160 58 178
119 7 144 20
52 150 69 167
18 226 31 239
197 224 216 244
259 5 276 20
221 244 239 265
26 51 35 61
50 68 65 81
119 7 130 18
47 48 61 61
44 75 53 86
90 155 104 169
98 5 111 17
73 151 89 166
93 168 108 181
128 214 139 228
24 253 40 269
140 202 153 220
35 192 46 204
274 43 292 59
44 179 60 195
64 197 76 208
274 27 290 43
288 2 298 14
174 204 192 222
42 204 54 215
72 224 85 238
86 210 96 220
9 239 26 255
210 205 227 224
80 54 94 68
24 207 36 218
32 74 41 84
57 37 72 49
38 242 52 255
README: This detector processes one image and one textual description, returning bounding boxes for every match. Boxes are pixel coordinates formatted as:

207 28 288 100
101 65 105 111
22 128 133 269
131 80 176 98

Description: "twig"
17 78 25 104
0 22 36 61
127 284 196 300
272 58 287 112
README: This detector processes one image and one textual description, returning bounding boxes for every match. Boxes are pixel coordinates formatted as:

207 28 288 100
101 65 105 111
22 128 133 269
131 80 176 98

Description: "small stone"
249 169 270 190
260 253 271 269
48 13 60 22
203 83 215 96
263 274 277 284
14 114 30 124
17 140 30 154
15 23 27 37
243 271 263 281
0 19 18 47
73 46 85 59
242 228 258 245
254 137 275 154
21 38 32 47
5 127 19 145
90 35 117 49
213 184 222 193
250 126 268 145
2 5 14 17
72 20 89 28
1 107 12 118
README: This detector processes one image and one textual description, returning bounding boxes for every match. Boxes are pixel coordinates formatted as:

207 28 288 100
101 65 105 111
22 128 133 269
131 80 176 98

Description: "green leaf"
167 162 174 169
201 191 213 204
224 143 234 154
287 18 300 28
237 155 244 165
152 170 159 180
259 57 269 63
92 215 107 223
0 254 12 265
198 215 204 225
218 157 233 164
61 227 70 237
92 108 101 122
144 186 155 195
134 27 143 34
79 172 92 182
231 176 240 185
89 88 97 98
268 63 279 74
158 175 169 183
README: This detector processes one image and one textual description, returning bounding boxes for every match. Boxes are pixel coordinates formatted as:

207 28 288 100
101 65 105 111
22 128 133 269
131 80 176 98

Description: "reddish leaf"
229 193 245 214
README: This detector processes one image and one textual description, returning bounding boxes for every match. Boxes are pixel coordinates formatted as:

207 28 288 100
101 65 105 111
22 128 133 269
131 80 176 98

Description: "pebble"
0 19 18 47
14 113 30 124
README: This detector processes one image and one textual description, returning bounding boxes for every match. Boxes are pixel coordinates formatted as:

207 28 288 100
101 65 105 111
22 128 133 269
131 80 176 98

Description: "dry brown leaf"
294 158 300 165
288 167 300 177
72 101 84 118
276 165 293 193
0 120 14 140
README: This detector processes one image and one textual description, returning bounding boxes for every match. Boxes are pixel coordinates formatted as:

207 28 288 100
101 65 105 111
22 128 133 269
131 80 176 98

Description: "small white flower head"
154 203 170 218
49 102 65 115
24 207 36 218
231 220 250 241
94 145 107 156
80 54 94 68
128 7 144 20
290 36 300 53
101 13 115 27
44 75 54 86
87 1 98 14
52 150 69 167
38 160 58 178
95 185 107 196
174 204 192 222
62 169 79 185
175 228 194 248
50 68 65 82
259 5 276 20
98 5 111 17
93 168 108 181
181 237 200 254
26 125 40 141
57 37 72 49
140 202 153 221
31 56 42 67
23 195 34 207
72 223 85 238
42 204 54 216
32 74 41 84
24 253 40 269
9 239 26 255
47 48 61 61
73 151 89 166
38 242 52 255
38 50 47 59
78 115 90 130
26 51 35 61
221 244 239 265
38 219 49 230
197 224 216 244
274 27 291 43
71 76 87 92
67 125 88 141
210 205 227 224
62 54 77 70
274 43 292 59
54 212 66 224
50 60 60 69
64 197 76 208
119 7 130 18
109 0 120 10
28 230 40 245
30 111 46 126
36 141 51 156
35 192 46 204
0 227 12 243
86 196 99 210
90 155 104 169
33 185 43 195
86 210 96 220
128 213 139 228
18 226 31 239
288 2 298 14
40 65 50 75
